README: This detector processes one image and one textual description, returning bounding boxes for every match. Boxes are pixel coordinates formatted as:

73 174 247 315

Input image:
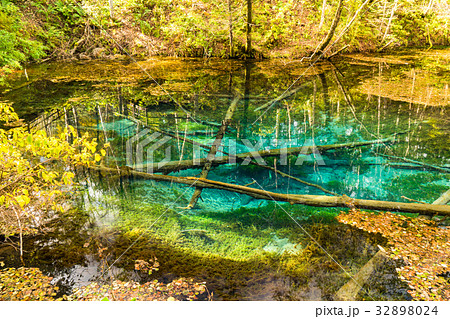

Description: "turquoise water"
1 51 449 300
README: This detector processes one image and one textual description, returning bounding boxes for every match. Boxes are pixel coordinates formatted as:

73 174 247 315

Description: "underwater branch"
131 135 400 173
91 166 450 216
187 95 241 208
117 113 338 196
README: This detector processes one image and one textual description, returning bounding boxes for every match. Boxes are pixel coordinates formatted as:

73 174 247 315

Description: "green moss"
176 121 211 132
384 172 449 203
106 185 344 262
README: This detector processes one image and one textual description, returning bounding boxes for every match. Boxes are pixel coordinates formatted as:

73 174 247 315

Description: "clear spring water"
1 50 449 300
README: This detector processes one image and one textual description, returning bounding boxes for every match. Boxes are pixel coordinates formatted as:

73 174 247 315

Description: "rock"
92 47 106 58
79 53 91 60
263 235 302 255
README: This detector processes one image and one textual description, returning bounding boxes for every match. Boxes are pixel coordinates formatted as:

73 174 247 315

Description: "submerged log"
91 166 450 216
187 95 240 208
133 136 399 173
374 153 450 173
433 189 450 205
335 249 387 301
246 161 338 196
116 112 337 195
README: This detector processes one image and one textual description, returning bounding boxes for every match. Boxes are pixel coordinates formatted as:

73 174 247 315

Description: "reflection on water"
0 49 449 300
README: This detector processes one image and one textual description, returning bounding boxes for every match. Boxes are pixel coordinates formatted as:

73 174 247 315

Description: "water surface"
1 49 449 300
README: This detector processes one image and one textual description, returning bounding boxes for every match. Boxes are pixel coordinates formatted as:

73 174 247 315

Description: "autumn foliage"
0 102 105 243
67 278 207 301
338 210 450 301
0 267 59 300
0 265 208 301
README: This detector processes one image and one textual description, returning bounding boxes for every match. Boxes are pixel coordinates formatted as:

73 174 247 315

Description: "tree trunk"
91 166 450 216
335 250 388 300
433 189 450 205
329 0 372 52
228 0 234 58
245 0 252 57
374 153 450 173
242 62 252 135
318 0 327 31
187 95 240 208
311 0 344 60
381 0 399 43
72 106 81 137
109 0 114 18
118 113 336 195
132 135 400 173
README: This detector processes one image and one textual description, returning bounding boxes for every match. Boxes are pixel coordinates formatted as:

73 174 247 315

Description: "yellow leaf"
14 195 30 208
101 149 106 156
95 153 101 162
62 172 74 185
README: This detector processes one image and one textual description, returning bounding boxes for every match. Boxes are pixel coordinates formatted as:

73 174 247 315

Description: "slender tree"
109 0 114 18
228 0 234 57
311 0 344 60
318 0 327 31
245 0 252 57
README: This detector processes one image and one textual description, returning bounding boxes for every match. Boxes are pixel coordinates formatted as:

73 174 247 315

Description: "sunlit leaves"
338 209 450 301
134 257 159 275
0 267 59 301
13 194 30 208
67 278 207 301
0 1 46 71
0 102 106 239
0 263 207 301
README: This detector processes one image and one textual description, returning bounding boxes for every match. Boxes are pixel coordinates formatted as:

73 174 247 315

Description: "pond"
1 49 449 300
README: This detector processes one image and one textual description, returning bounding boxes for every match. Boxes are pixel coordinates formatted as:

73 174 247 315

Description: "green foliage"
341 1 379 51
0 0 46 69
391 9 428 46
49 0 86 25
1 0 448 63
29 0 90 51
254 0 303 50
388 2 448 48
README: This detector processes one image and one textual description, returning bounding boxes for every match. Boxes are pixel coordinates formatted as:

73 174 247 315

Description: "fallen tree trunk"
187 95 240 208
246 161 338 196
91 166 450 216
374 153 450 173
433 189 450 205
117 112 337 195
115 113 215 152
365 162 449 171
133 135 399 173
335 249 387 301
